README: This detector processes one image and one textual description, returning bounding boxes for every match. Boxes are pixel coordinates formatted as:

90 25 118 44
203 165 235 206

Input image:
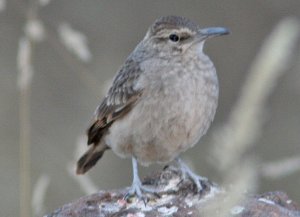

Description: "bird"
76 15 229 200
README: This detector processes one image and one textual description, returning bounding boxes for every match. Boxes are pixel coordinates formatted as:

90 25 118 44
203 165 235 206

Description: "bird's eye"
169 34 180 42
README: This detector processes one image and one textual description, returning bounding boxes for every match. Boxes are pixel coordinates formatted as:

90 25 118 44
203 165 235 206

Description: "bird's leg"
124 157 160 201
176 157 208 192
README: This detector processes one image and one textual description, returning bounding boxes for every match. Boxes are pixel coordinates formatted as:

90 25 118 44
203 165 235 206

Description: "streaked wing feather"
87 58 143 146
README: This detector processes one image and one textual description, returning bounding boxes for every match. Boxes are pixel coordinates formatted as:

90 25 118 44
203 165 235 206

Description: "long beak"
198 27 230 40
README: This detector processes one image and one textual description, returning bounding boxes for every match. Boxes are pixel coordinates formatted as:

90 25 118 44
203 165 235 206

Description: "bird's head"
142 15 229 57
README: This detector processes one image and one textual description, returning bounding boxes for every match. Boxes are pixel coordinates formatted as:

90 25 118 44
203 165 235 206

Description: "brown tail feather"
76 144 109 174
87 119 112 145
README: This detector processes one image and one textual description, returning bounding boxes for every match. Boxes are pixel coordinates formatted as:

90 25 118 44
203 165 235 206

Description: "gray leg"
124 157 159 200
176 157 207 191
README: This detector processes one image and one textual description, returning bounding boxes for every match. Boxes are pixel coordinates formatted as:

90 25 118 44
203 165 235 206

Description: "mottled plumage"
76 15 229 199
77 59 143 174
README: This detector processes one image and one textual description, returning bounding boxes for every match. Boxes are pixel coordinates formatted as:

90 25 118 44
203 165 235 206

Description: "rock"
45 166 300 217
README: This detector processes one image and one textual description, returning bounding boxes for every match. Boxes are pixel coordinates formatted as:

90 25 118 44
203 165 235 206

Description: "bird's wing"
87 58 143 145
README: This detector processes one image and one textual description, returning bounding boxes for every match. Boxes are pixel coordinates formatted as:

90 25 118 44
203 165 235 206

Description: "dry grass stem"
67 164 99 195
18 36 33 217
206 17 300 217
58 22 92 62
261 155 300 179
211 18 300 171
17 37 34 90
38 0 51 7
0 0 6 12
25 19 46 42
32 174 50 217
18 1 41 216
202 161 257 217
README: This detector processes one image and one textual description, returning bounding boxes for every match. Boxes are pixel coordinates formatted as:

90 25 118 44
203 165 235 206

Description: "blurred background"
1 0 300 216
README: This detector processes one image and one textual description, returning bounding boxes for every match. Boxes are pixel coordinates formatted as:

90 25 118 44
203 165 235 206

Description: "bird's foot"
183 169 209 192
124 157 161 204
176 158 210 193
124 179 160 204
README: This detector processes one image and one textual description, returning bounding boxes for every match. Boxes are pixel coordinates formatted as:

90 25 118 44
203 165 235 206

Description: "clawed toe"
124 184 146 202
124 183 160 204
124 158 161 204
189 174 210 193
176 158 210 193
188 171 207 192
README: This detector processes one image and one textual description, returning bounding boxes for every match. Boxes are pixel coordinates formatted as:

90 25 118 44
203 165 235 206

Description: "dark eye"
169 34 180 42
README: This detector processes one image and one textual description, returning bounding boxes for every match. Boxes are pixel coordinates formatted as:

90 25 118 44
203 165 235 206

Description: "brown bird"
76 15 229 199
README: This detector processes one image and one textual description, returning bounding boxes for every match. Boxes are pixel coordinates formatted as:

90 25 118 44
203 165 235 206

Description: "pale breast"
105 55 219 166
